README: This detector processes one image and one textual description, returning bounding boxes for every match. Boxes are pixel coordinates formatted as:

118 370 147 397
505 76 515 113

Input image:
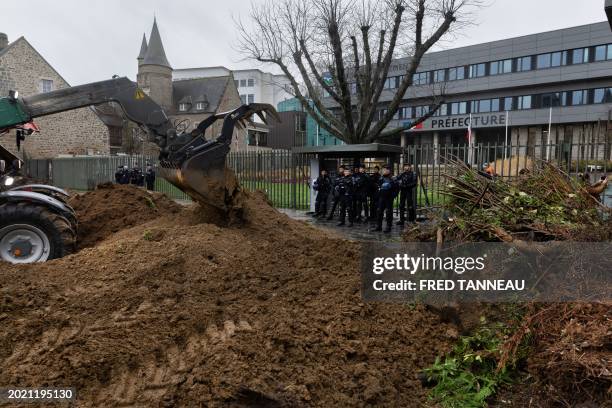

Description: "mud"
0 188 456 407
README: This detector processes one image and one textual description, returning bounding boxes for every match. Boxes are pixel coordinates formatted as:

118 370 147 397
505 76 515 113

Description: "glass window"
399 107 412 119
517 95 531 110
551 51 567 67
412 72 429 85
468 63 486 78
517 57 532 72
437 104 447 116
234 80 239 88
490 61 499 75
594 88 612 103
178 103 189 112
560 92 568 106
491 99 500 111
479 99 491 113
415 105 430 117
240 94 247 104
40 79 54 93
542 93 562 108
195 102 205 110
608 44 612 60
503 59 513 73
240 79 247 87
448 66 465 81
537 53 551 69
503 97 513 111
247 78 255 87
595 45 607 61
384 77 397 89
433 69 446 83
247 94 255 104
571 90 587 105
572 48 589 64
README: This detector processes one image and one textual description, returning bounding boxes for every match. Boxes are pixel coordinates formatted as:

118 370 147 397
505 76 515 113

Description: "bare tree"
236 0 481 144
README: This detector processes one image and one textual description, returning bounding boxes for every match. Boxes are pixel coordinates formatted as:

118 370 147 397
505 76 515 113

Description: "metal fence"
23 142 611 210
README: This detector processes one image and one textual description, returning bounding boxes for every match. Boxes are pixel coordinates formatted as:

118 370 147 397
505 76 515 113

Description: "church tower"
137 18 173 111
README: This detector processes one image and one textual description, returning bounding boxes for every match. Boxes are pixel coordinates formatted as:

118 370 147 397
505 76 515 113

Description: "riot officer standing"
313 169 332 217
367 166 381 220
397 164 418 225
352 165 369 222
374 165 399 233
337 168 355 227
326 165 345 220
145 164 156 191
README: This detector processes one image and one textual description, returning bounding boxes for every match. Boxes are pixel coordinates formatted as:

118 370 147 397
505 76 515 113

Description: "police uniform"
352 171 369 221
397 169 417 224
145 166 156 190
313 173 332 216
326 171 343 220
368 170 381 219
375 172 399 232
337 174 355 226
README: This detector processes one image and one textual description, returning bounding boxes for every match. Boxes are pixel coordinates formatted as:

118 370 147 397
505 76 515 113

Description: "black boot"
373 226 382 232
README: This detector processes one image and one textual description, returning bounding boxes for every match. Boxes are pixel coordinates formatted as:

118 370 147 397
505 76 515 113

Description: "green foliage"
423 318 516 408
142 230 153 241
144 196 156 209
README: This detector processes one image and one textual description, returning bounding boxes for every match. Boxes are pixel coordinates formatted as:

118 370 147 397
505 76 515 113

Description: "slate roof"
137 33 148 61
172 76 230 113
142 18 171 68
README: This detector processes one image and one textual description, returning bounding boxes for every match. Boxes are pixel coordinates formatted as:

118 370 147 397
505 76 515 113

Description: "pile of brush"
438 158 609 242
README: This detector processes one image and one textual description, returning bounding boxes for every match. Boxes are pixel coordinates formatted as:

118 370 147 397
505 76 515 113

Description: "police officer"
374 165 399 233
352 164 369 222
115 165 124 184
326 165 345 220
313 169 332 217
397 163 417 225
368 166 381 220
337 168 355 227
145 164 156 191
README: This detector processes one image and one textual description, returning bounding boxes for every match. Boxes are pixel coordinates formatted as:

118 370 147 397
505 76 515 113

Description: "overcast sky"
0 0 607 85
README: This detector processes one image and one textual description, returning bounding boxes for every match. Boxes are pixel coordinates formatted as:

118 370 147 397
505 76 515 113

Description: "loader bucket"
158 141 238 211
158 103 279 213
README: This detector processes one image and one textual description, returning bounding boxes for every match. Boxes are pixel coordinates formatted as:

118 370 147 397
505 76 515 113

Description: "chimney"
0 33 8 51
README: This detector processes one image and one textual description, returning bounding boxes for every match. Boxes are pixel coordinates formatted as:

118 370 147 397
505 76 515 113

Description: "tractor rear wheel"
0 203 76 264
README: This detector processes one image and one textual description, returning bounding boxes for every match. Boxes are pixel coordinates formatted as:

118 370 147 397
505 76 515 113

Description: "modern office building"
277 98 344 147
333 22 612 160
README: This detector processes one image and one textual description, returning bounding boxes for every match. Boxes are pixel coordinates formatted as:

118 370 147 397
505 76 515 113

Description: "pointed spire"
143 17 171 68
137 33 148 61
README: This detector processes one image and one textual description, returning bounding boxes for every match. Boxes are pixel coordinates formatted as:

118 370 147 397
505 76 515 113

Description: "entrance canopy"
292 143 402 159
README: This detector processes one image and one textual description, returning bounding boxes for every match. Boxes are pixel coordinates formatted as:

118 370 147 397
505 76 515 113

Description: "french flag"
465 114 472 143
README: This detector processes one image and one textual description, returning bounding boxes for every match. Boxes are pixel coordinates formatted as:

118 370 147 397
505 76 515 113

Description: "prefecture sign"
406 113 507 132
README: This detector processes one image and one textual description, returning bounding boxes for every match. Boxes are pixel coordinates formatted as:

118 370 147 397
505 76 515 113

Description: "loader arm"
0 77 280 212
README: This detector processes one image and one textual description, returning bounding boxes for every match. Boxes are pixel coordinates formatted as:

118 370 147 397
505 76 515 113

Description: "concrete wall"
0 38 110 159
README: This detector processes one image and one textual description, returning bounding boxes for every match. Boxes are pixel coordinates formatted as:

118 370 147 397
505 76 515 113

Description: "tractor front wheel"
0 203 76 264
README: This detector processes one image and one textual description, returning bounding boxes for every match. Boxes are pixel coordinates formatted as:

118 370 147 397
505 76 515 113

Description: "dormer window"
195 102 206 110
178 103 189 112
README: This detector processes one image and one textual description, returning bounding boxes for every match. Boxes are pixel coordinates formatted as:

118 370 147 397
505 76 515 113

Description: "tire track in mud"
94 319 253 407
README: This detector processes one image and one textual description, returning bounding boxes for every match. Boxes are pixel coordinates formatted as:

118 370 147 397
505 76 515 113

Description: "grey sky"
0 0 607 86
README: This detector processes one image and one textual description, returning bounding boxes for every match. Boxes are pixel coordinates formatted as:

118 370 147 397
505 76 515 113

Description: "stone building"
136 19 246 151
0 33 111 159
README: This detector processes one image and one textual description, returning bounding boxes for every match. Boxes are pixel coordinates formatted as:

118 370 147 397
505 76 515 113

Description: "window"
412 72 429 85
537 53 551 69
448 66 465 81
40 79 53 93
491 98 500 111
595 45 607 61
468 63 486 78
551 51 567 67
503 97 513 111
450 101 467 115
247 94 255 104
383 76 397 89
240 94 247 104
247 78 255 87
178 103 189 112
195 102 206 110
234 80 239 88
433 103 448 116
571 90 587 105
516 56 532 72
433 69 446 83
571 48 589 64
399 107 413 119
240 79 247 87
608 44 612 60
517 95 531 110
541 93 562 108
594 88 612 103
480 99 491 113
414 105 430 117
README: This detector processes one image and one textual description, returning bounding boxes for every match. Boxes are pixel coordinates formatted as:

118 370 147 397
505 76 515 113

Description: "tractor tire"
0 202 76 264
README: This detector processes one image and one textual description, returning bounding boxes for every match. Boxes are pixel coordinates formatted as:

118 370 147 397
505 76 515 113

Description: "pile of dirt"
69 183 181 249
0 188 456 407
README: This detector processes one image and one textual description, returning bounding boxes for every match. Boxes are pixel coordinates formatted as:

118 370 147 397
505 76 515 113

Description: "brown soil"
69 183 181 249
0 187 456 407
